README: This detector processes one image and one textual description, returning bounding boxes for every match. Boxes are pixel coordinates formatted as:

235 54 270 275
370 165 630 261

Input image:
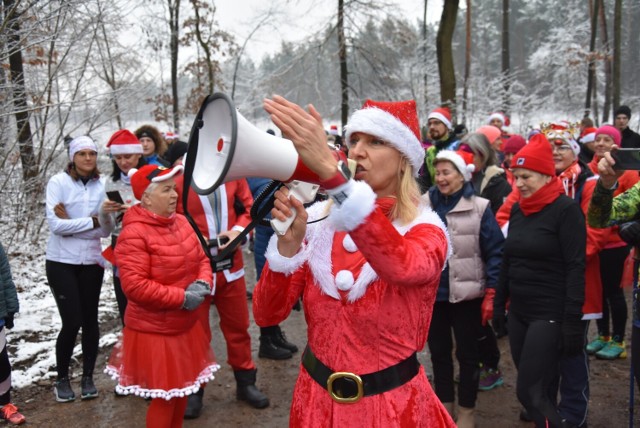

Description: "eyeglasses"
551 143 572 153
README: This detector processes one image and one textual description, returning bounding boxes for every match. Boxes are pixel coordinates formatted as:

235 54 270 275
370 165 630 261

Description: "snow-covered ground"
5 238 120 389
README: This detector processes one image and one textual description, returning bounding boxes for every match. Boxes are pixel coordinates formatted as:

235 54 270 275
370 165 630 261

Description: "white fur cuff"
328 180 376 231
264 233 308 275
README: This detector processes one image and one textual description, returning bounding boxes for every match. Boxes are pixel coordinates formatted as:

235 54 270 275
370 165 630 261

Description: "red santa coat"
253 181 455 428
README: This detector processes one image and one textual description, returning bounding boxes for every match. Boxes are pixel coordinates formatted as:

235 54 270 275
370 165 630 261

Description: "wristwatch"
319 160 352 190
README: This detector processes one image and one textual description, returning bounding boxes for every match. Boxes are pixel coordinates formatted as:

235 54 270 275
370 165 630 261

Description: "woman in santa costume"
254 95 455 427
106 164 217 428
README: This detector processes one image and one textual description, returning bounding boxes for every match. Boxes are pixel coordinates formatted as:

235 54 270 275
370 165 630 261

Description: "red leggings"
146 397 188 428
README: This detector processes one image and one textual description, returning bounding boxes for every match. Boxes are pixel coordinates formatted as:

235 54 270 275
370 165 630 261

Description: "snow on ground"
5 238 120 388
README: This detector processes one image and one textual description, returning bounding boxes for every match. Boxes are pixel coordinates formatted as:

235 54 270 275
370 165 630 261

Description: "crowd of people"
0 99 637 427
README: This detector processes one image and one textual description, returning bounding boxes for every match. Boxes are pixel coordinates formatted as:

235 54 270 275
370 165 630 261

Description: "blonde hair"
391 157 420 224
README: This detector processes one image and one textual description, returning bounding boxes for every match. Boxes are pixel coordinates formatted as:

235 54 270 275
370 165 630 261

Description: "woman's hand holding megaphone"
271 185 309 258
263 95 339 181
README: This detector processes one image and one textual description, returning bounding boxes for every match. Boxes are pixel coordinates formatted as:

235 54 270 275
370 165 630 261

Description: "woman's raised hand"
271 186 308 257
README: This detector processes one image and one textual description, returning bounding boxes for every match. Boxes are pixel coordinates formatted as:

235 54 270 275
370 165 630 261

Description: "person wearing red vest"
175 177 270 417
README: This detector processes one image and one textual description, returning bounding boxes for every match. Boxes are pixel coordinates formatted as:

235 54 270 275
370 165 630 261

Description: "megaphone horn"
189 93 320 195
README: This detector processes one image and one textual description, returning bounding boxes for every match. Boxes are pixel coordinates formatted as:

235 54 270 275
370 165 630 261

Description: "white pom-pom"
467 164 476 174
128 167 138 178
335 270 354 291
342 235 358 253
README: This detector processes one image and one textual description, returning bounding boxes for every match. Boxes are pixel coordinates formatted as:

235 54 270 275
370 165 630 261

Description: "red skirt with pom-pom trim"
105 320 219 400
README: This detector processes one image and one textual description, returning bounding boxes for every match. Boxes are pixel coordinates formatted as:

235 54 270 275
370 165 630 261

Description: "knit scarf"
518 177 564 216
557 160 582 199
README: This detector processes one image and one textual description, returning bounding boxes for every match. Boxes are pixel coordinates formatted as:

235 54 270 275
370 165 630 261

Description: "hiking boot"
234 369 270 409
54 377 75 403
586 335 610 355
595 337 626 360
1 403 26 425
184 388 204 419
259 335 292 360
80 376 98 400
272 326 298 353
478 367 503 391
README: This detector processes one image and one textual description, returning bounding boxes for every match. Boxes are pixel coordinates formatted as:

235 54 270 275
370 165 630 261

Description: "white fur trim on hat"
487 112 506 125
567 139 581 156
428 112 452 130
68 136 97 161
344 108 424 177
434 150 475 182
152 165 183 182
581 132 596 144
110 143 143 155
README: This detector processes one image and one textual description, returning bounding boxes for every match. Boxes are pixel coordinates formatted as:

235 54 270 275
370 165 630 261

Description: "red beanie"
502 135 526 154
511 134 555 176
596 125 622 146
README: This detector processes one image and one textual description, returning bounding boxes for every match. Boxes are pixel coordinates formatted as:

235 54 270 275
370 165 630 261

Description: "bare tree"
338 0 348 128
436 0 459 112
167 0 181 132
612 0 622 111
501 0 510 114
421 0 429 115
461 0 471 122
598 0 611 123
585 0 599 117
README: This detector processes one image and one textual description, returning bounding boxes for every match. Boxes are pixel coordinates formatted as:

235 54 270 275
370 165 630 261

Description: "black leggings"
508 313 562 428
0 328 11 406
46 260 103 379
597 246 629 340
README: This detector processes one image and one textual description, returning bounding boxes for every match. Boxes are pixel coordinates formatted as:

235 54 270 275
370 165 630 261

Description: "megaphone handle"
270 181 319 236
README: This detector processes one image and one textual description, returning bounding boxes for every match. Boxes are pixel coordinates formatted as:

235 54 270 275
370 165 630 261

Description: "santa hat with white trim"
428 107 453 130
487 112 510 128
580 127 597 144
107 130 143 155
128 164 183 200
434 150 476 182
344 99 424 176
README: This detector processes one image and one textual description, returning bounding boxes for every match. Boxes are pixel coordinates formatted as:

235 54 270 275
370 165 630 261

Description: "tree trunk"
436 0 459 113
598 0 611 123
338 0 349 128
190 0 214 94
585 0 599 117
3 0 38 182
422 0 428 117
501 0 510 114
462 0 471 122
168 0 181 133
612 0 622 111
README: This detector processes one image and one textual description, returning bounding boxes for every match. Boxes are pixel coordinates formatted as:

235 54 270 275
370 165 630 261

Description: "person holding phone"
99 130 147 325
585 125 639 360
254 96 455 427
45 136 111 402
588 149 640 391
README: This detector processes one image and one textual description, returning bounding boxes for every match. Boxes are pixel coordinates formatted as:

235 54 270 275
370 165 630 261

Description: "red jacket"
175 177 253 281
114 204 212 334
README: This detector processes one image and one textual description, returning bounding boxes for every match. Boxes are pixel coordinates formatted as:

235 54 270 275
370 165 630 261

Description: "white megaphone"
188 93 327 235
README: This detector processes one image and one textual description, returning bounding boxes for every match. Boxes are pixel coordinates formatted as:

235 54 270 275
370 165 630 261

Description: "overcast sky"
215 0 443 63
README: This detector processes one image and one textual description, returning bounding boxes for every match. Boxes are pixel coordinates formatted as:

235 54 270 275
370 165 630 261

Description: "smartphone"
611 149 640 170
217 236 230 247
106 191 125 204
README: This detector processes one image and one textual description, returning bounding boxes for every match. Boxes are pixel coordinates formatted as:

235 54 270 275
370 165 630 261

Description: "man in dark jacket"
615 105 640 149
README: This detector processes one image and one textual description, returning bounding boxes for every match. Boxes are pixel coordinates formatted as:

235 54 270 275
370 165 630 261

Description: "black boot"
259 332 293 360
272 325 298 353
184 388 204 419
234 369 269 409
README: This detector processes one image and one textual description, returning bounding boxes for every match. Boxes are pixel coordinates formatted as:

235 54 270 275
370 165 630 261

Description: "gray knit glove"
182 280 210 311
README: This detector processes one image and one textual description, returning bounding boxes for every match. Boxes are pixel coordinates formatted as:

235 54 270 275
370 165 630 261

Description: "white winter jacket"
45 171 110 265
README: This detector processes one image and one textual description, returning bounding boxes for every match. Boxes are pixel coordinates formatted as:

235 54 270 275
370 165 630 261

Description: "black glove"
182 281 210 311
4 313 14 330
618 221 640 246
562 317 586 356
492 313 508 338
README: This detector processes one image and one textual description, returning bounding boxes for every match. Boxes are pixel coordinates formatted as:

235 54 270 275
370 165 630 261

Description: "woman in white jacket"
45 136 111 403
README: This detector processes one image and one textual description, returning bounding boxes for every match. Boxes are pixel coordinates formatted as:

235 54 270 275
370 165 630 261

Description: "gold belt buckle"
327 372 364 404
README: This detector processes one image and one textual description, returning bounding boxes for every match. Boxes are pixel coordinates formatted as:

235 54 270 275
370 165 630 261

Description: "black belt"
301 345 420 404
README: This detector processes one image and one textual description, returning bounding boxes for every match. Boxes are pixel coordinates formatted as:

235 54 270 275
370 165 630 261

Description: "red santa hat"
68 136 98 161
487 112 510 127
434 150 476 182
344 99 424 176
427 107 452 129
107 130 143 155
580 127 597 144
511 134 555 176
128 164 183 200
328 125 340 136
